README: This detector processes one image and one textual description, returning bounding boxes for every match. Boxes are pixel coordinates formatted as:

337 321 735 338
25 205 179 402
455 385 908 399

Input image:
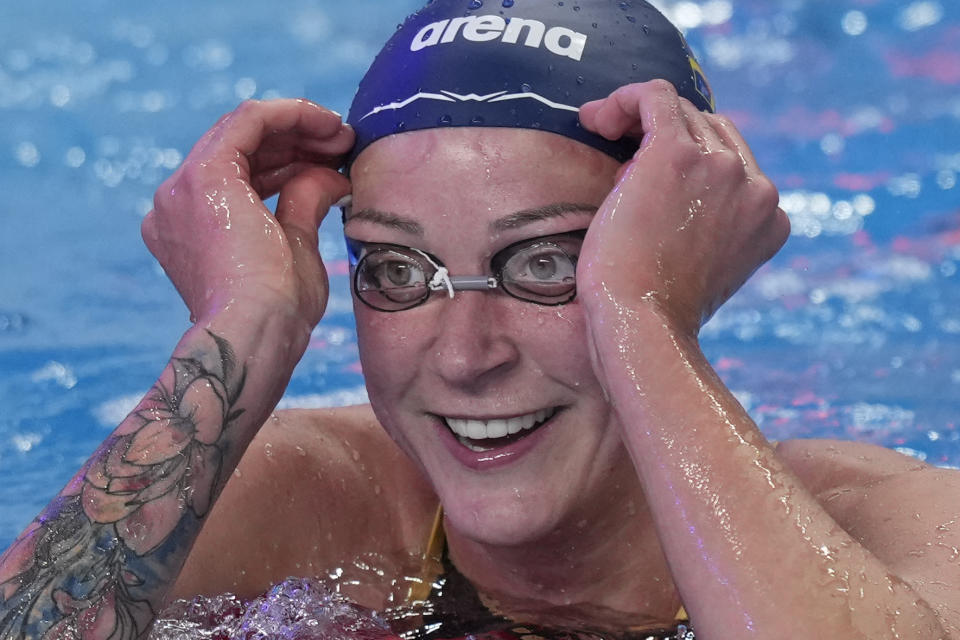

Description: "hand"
577 81 789 337
142 99 354 331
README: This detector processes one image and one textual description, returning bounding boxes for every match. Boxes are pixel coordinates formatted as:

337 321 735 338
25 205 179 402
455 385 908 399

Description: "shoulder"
266 406 439 542
172 405 438 601
776 438 960 628
774 437 943 530
774 437 929 498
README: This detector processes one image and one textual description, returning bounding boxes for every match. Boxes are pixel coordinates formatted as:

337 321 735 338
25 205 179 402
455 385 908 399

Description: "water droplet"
264 442 274 458
627 15 636 23
521 82 532 92
468 0 483 8
471 115 485 125
502 0 514 6
394 121 406 132
573 5 581 11
642 24 650 34
438 114 453 125
576 75 585 85
592 22 598 28
351 449 360 462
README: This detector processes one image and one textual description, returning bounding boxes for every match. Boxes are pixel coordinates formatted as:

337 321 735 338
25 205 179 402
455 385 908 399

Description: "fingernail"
334 194 353 209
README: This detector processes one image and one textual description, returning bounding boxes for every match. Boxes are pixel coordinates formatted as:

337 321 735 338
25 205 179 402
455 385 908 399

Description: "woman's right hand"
142 99 354 332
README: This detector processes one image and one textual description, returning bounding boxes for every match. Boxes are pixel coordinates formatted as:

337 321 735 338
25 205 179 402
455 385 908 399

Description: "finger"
235 117 353 182
215 99 350 158
248 132 351 177
275 167 351 259
707 114 760 169
181 110 237 160
578 99 605 134
161 101 352 206
248 147 336 178
141 209 160 258
251 162 324 200
184 99 350 184
579 80 690 145
677 98 723 153
253 128 354 155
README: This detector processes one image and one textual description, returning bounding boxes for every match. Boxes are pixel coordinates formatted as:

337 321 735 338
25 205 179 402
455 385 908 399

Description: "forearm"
589 298 947 639
0 309 310 639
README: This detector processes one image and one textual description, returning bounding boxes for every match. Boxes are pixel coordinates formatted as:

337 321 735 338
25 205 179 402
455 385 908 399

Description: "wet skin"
3 88 960 640
345 126 685 622
347 127 635 545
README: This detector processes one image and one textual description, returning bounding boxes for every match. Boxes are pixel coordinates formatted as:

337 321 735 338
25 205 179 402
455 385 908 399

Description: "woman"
1 1 957 638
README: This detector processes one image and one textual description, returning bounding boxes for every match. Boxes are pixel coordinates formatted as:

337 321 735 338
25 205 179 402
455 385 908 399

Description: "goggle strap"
416 249 455 299
429 267 455 299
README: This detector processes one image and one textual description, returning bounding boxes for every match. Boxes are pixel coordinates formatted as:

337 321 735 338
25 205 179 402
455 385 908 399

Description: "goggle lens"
347 230 585 312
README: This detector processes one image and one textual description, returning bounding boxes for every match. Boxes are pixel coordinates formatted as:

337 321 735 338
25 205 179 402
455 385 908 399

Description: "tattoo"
0 331 246 639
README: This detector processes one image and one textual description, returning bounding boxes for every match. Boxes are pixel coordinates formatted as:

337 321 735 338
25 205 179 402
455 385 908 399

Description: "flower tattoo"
0 331 245 639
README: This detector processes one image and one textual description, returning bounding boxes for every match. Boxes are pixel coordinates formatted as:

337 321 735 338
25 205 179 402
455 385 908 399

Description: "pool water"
0 0 958 560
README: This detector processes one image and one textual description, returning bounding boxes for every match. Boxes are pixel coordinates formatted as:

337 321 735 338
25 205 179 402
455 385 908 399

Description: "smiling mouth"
441 407 560 452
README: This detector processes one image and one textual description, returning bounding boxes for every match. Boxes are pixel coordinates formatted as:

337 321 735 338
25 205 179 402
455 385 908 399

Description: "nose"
425 291 521 391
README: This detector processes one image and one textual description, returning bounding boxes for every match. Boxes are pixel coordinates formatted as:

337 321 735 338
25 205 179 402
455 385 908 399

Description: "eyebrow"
344 202 598 236
490 202 598 232
344 208 424 235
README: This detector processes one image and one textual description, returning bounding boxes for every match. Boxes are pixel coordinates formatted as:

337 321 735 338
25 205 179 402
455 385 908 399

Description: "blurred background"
0 0 958 547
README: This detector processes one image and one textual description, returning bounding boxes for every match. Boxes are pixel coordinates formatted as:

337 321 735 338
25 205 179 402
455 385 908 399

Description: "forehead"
349 127 620 216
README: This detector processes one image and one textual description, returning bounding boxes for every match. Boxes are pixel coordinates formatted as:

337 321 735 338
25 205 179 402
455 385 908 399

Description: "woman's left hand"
577 80 790 337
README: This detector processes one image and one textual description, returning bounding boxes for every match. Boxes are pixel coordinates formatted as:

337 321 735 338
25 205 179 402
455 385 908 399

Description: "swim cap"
346 0 715 165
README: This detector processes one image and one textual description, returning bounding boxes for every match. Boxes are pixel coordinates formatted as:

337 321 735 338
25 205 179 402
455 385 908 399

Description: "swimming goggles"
345 230 587 312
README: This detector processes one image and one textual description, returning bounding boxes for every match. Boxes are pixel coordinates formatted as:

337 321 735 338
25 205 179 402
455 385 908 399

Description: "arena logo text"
410 15 588 62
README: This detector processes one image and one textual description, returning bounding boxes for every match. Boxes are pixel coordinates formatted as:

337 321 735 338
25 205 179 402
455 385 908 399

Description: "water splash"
151 577 395 640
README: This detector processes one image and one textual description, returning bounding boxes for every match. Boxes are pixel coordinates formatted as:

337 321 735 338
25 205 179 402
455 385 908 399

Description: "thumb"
275 167 351 261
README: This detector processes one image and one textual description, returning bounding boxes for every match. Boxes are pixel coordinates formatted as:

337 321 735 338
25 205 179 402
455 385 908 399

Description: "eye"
355 248 430 306
528 252 562 280
504 244 577 284
359 251 425 287
381 261 416 287
491 232 584 305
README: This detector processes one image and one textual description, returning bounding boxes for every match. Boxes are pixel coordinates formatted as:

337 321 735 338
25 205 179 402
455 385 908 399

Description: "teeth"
445 408 556 441
463 440 493 453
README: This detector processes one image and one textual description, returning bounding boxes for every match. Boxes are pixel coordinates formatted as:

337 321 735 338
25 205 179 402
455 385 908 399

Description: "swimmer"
2 1 959 638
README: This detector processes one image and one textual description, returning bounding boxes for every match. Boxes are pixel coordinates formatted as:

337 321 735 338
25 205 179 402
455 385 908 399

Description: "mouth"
441 407 561 453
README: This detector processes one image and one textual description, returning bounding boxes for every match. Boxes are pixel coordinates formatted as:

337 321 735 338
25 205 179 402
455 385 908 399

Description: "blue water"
0 0 958 548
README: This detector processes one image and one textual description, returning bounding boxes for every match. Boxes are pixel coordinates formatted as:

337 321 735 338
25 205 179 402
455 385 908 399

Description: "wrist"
192 302 314 370
581 281 701 345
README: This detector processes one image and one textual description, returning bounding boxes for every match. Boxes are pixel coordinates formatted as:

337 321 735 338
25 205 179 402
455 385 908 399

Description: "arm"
0 99 353 639
578 81 953 639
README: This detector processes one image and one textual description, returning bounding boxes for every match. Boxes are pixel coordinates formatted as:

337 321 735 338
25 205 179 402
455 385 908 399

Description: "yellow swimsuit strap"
409 505 689 624
407 504 447 603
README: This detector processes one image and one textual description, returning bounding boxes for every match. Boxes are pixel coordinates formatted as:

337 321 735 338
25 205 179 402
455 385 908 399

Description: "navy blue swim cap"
347 0 715 166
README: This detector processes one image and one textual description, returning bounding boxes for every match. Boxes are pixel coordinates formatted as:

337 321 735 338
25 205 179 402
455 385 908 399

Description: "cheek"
529 304 598 387
355 308 421 398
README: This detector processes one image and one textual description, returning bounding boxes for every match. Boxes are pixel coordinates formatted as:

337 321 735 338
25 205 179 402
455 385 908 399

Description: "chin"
365 389 626 547
438 485 567 547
